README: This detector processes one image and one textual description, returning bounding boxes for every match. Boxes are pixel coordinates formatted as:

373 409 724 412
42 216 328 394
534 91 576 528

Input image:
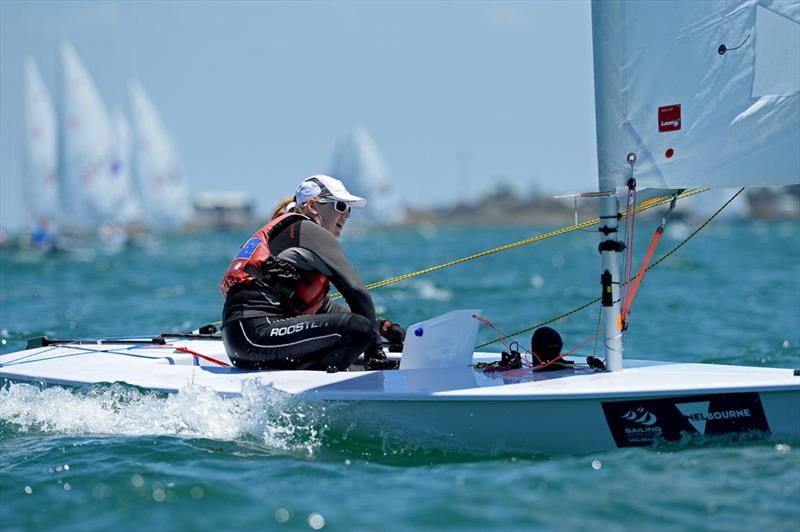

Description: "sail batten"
591 0 800 192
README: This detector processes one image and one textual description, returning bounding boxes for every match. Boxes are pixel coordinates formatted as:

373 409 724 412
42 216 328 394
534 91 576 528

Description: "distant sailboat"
22 58 59 228
59 41 138 229
129 80 191 229
111 110 141 224
329 125 402 224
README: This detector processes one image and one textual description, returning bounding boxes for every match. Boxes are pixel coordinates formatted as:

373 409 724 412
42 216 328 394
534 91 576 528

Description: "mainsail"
129 80 191 228
59 41 138 228
22 58 59 223
591 0 800 192
329 125 402 223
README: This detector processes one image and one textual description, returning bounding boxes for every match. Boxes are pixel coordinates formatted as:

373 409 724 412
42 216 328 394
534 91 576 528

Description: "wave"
0 381 326 456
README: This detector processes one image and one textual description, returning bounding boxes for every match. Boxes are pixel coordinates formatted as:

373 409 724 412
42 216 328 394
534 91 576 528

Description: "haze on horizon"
0 0 597 230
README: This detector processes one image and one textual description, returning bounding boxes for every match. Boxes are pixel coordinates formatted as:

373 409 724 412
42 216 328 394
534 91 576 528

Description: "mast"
598 192 623 371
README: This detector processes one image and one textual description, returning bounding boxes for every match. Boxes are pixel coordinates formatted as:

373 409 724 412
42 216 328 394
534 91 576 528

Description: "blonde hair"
270 195 320 223
270 196 294 220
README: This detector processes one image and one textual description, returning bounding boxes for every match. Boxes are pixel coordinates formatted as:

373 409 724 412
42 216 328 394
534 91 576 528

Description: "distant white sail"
129 80 191 228
112 111 141 223
329 125 402 223
591 1 800 192
60 41 138 227
22 58 59 223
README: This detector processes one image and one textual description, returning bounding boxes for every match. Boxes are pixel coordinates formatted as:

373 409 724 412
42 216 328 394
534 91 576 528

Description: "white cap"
293 175 367 208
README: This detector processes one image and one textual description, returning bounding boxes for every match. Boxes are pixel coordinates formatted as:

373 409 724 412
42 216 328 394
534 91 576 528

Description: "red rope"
621 227 665 324
622 184 637 314
473 314 515 354
475 314 598 371
620 193 677 329
175 347 231 367
531 332 598 371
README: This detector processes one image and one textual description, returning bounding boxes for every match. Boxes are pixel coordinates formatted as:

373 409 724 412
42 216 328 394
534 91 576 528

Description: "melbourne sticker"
602 392 769 447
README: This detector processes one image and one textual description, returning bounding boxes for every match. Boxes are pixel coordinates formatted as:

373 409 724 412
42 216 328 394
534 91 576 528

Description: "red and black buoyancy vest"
219 213 330 315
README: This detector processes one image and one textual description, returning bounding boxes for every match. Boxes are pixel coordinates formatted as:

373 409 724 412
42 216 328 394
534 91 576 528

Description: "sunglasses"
319 199 351 214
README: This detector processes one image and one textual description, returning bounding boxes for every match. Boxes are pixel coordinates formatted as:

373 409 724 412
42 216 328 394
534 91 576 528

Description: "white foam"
414 279 453 302
0 381 325 455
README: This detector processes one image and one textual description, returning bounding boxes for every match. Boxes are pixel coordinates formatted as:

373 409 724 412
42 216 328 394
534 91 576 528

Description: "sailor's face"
316 199 350 238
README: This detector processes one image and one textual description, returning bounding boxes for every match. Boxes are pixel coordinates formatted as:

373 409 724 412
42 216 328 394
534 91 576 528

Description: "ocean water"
1 216 799 531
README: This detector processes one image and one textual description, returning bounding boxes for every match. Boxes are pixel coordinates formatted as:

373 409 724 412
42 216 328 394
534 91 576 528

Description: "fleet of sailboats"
18 41 190 245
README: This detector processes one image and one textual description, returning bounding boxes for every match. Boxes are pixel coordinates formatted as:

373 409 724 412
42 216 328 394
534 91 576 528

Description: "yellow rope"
475 187 743 349
205 187 708 329
334 187 707 297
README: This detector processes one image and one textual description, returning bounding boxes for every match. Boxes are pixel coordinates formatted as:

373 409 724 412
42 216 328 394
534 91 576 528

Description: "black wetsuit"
222 218 379 370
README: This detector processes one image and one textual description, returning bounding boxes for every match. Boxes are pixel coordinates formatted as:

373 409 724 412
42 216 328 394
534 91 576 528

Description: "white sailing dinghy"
22 58 60 228
129 80 191 229
59 42 140 230
2 1 799 454
328 125 403 224
110 110 141 225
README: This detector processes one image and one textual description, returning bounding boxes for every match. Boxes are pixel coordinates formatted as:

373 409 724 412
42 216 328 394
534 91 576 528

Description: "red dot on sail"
665 148 674 158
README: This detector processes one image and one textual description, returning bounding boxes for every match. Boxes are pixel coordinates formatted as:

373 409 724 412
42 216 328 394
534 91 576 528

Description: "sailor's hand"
363 343 399 370
377 318 406 351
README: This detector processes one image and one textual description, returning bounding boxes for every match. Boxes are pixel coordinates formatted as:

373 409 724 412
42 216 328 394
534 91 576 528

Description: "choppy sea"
1 214 799 531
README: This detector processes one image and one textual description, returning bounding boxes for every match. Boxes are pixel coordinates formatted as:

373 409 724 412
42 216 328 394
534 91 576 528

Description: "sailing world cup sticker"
622 407 658 426
658 104 681 132
602 392 769 447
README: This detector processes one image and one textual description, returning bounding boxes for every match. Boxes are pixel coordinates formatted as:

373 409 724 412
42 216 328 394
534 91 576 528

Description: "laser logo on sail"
658 104 681 132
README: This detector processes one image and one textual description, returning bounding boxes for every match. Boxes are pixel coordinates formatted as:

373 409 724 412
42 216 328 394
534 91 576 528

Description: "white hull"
2 338 797 454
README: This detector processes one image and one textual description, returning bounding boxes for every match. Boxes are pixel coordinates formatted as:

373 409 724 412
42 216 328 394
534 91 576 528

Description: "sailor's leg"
222 313 373 370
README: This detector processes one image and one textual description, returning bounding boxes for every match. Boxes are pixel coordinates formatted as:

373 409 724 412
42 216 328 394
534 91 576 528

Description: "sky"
0 0 598 229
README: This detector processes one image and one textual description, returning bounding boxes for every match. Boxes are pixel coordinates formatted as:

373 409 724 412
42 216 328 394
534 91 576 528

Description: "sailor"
220 175 405 371
31 216 56 252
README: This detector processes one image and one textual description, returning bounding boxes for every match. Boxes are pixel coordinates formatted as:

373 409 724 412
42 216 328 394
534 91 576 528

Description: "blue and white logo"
233 237 262 260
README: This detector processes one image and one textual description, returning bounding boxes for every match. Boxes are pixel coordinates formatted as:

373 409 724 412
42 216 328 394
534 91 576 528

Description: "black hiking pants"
222 313 373 371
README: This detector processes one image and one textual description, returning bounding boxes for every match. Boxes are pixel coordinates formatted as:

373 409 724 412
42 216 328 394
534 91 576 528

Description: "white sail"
329 125 402 223
60 41 138 228
129 80 190 228
112 111 141 223
591 0 800 192
22 58 59 223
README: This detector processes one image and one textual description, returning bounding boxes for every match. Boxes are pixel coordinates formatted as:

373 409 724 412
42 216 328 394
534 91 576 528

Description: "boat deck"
1 338 797 400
